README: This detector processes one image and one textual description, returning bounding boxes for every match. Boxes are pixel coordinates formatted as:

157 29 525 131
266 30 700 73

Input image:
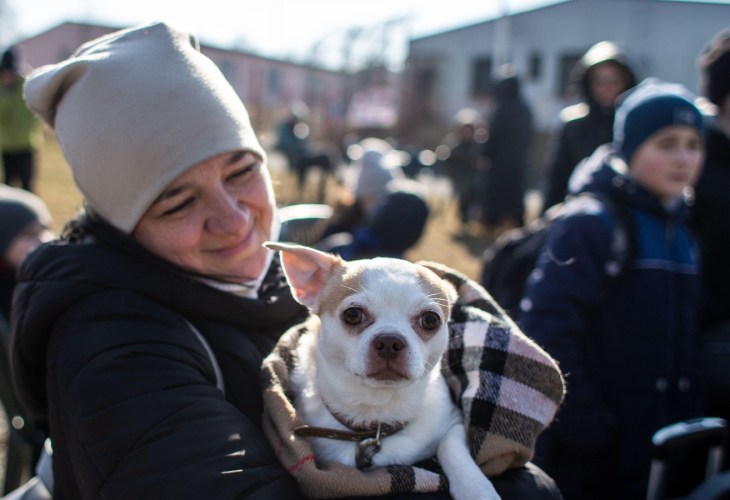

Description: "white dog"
266 242 500 500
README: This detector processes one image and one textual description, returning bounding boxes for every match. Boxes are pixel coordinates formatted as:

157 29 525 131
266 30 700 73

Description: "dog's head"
266 242 457 387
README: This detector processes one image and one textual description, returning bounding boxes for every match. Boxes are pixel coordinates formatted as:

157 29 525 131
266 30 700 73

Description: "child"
519 78 705 500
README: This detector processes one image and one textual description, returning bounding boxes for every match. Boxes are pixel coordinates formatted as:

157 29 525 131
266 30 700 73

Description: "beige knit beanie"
23 21 266 233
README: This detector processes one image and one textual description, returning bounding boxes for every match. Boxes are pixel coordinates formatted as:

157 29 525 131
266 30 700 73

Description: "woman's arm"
47 290 303 499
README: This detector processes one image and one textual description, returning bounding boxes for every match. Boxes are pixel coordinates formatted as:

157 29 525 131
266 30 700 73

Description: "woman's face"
629 126 704 204
133 150 276 283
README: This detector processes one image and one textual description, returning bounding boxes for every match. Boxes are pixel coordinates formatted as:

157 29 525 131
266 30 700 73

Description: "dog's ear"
264 242 340 310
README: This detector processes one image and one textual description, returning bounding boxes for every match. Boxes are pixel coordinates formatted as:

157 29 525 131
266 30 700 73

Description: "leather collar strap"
318 398 406 436
294 421 404 469
294 422 403 441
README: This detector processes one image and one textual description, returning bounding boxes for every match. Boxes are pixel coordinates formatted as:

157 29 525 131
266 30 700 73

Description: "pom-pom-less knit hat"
613 78 703 164
23 22 266 233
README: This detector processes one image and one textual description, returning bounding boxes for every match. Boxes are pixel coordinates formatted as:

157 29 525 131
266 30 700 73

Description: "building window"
471 57 492 98
529 52 542 81
557 53 583 97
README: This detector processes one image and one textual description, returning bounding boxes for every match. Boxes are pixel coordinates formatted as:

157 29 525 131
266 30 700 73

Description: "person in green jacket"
0 47 43 192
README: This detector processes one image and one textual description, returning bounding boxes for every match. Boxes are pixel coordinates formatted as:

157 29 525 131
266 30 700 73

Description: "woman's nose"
205 194 249 234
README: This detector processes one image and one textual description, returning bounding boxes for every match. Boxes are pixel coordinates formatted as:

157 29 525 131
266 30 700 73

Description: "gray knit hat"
23 22 266 233
0 185 52 259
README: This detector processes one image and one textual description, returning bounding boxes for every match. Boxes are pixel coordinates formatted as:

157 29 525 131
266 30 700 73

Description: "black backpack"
480 193 635 317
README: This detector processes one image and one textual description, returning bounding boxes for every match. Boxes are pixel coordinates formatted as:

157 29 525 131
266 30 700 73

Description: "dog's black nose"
372 334 406 360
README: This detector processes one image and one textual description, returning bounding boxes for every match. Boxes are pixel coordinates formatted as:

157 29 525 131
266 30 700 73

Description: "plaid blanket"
261 261 565 498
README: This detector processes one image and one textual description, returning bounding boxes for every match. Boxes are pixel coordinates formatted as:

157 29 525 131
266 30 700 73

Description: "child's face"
589 63 631 108
629 126 704 204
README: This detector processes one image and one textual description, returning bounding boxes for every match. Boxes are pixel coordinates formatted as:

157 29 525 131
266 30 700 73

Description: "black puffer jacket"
11 217 309 499
691 121 730 329
541 42 637 212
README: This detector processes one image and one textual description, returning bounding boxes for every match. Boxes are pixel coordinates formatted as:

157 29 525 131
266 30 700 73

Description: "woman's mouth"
211 229 255 257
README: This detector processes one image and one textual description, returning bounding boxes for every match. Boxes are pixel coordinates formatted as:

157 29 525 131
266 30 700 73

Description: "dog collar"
293 397 406 468
294 421 404 469
293 421 404 441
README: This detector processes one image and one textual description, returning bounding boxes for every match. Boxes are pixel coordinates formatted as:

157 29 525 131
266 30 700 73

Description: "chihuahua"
266 242 499 500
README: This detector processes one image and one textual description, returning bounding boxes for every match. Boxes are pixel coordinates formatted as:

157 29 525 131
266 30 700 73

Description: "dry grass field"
31 132 492 281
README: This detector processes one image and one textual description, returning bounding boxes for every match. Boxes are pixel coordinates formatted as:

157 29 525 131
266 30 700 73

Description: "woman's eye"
227 164 256 182
419 311 441 330
342 307 364 325
161 197 194 216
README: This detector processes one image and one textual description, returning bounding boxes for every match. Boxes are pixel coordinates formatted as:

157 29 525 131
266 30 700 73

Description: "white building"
401 0 730 146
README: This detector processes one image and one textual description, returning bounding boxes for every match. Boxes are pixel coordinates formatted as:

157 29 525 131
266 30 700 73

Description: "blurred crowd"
2 22 730 500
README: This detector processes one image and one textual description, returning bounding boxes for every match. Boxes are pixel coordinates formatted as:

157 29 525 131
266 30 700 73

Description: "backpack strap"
587 192 636 287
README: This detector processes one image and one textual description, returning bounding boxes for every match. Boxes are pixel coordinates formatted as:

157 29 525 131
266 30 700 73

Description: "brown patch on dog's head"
415 265 456 319
316 262 364 317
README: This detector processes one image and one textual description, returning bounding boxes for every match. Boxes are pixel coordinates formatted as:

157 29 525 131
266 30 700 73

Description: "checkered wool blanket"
261 261 565 498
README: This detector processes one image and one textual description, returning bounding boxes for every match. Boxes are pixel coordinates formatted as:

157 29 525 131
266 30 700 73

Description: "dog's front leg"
437 423 500 500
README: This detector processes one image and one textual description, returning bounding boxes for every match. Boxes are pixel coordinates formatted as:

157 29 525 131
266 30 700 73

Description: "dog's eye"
420 311 441 330
342 307 364 325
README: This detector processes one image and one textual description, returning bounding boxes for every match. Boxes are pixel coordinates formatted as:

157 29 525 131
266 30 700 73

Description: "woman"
11 22 562 499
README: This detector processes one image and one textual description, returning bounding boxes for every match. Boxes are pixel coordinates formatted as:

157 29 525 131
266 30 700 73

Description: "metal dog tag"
355 424 382 469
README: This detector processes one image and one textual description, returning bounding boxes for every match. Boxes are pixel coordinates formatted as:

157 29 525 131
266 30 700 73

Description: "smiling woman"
10 21 313 498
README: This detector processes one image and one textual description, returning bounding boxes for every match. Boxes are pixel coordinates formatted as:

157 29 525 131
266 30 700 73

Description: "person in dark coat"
0 185 53 493
317 137 430 260
274 101 333 203
10 22 564 499
540 41 637 213
439 113 486 229
481 68 533 238
519 79 706 499
692 28 730 456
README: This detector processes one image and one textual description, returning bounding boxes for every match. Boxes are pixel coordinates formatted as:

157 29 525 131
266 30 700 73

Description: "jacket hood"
493 74 521 102
573 41 638 112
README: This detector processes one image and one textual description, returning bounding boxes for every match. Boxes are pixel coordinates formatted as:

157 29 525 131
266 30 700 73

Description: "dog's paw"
448 474 501 500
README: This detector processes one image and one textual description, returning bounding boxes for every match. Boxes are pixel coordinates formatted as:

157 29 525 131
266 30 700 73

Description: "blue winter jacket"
518 145 704 499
